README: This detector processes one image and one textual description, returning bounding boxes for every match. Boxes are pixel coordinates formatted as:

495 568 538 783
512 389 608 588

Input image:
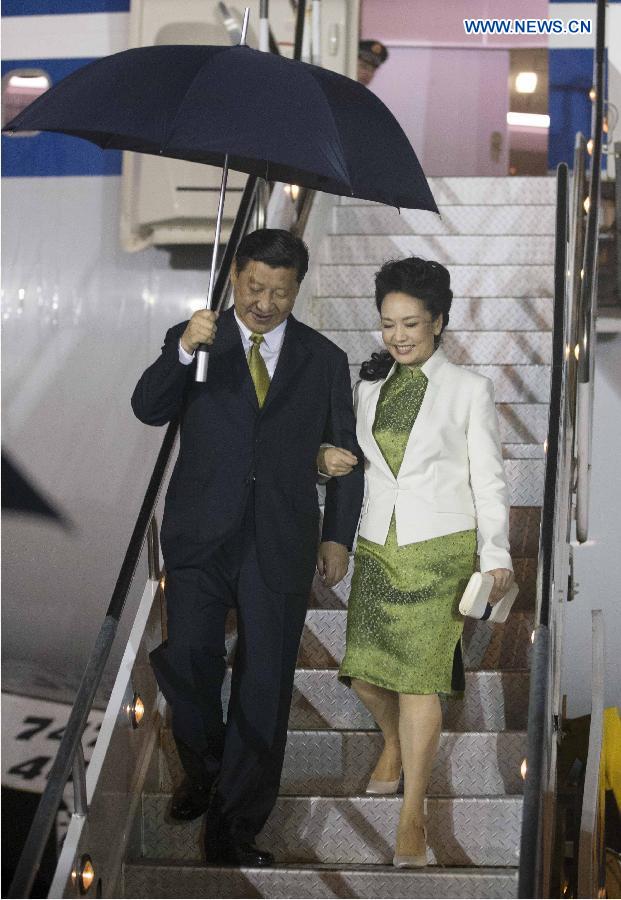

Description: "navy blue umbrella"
3 43 436 212
4 29 437 378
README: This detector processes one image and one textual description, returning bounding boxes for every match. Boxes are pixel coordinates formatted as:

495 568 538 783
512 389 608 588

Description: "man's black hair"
234 229 309 284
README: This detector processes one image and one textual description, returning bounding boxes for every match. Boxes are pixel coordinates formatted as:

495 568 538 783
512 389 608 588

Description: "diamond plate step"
190 669 529 731
293 610 533 670
332 202 555 236
273 670 528 731
223 599 534 668
317 265 553 299
503 444 545 459
505 460 544 506
347 364 551 403
312 296 553 332
464 365 551 403
339 176 556 206
310 557 537 612
141 793 522 866
319 235 555 266
159 728 527 797
318 456 543 508
497 405 548 444
326 329 551 366
461 610 534 667
509 507 541 556
123 861 518 899
227 609 533 671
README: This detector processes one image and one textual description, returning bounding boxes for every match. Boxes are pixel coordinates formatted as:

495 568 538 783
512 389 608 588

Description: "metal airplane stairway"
121 176 555 898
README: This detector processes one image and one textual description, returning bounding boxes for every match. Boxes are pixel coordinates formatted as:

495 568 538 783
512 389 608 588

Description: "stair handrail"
575 0 606 542
568 132 587 433
8 170 265 900
518 161 570 898
576 609 606 898
9 4 315 893
519 1 607 887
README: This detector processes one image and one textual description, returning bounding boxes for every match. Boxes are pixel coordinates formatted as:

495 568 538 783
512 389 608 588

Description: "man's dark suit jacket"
131 307 364 594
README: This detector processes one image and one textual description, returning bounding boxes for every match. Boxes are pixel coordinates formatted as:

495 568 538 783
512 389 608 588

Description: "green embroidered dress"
339 363 477 695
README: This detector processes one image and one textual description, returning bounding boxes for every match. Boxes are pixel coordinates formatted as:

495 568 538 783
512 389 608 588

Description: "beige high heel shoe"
392 825 428 868
365 769 402 795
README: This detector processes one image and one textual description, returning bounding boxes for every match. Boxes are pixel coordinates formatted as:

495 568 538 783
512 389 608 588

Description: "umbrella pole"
259 0 269 52
196 8 248 382
195 154 230 382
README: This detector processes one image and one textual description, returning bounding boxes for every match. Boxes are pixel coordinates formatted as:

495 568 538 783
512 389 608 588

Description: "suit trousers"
151 492 309 840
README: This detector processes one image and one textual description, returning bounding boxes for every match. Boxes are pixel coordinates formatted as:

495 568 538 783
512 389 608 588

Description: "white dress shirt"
178 310 288 378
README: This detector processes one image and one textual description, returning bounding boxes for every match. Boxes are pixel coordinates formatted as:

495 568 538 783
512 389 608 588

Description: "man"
357 39 389 86
131 229 363 866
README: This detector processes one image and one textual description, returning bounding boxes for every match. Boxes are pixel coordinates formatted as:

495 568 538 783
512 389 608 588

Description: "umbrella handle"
196 346 210 381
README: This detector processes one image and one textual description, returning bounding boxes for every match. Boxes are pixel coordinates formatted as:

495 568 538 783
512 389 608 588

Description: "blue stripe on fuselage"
1 58 122 176
2 1 129 16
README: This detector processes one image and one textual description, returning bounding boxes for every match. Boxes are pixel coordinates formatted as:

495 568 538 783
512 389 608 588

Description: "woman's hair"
359 257 453 381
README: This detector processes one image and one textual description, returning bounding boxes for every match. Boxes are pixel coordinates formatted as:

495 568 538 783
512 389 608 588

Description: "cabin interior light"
589 86 597 101
587 139 594 156
583 197 591 214
127 694 145 729
8 74 50 90
515 72 538 94
506 112 550 129
72 855 95 895
574 344 580 361
2 68 52 131
285 184 300 200
521 758 528 780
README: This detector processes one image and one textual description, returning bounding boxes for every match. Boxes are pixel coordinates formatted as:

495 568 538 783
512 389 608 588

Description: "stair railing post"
72 742 88 818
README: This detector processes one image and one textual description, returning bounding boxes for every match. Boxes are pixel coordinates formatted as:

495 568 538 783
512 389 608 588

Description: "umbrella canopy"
4 44 437 212
1 450 68 525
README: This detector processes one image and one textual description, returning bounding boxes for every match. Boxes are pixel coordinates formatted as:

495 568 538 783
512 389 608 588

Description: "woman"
318 257 514 867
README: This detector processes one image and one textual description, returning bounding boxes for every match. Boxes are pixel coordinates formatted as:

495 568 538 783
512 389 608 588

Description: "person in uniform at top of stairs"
318 256 515 868
132 229 364 868
357 39 389 86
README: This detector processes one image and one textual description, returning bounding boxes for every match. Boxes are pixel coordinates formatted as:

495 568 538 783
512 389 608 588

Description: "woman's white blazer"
355 347 513 573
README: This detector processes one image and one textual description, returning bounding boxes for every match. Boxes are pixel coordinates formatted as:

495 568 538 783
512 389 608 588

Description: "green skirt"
339 520 477 695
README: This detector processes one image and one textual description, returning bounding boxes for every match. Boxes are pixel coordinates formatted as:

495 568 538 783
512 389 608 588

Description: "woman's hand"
484 568 515 605
317 446 358 477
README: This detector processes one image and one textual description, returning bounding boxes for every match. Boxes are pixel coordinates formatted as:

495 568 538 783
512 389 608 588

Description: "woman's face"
380 292 443 367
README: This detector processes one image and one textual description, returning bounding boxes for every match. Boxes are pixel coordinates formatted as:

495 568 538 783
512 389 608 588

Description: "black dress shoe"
204 833 274 867
169 777 212 821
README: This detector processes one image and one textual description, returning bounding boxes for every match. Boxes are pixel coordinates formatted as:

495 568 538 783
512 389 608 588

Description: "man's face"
231 259 300 333
357 58 377 86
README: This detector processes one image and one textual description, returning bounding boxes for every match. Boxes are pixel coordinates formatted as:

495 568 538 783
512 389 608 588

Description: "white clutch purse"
459 572 519 623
